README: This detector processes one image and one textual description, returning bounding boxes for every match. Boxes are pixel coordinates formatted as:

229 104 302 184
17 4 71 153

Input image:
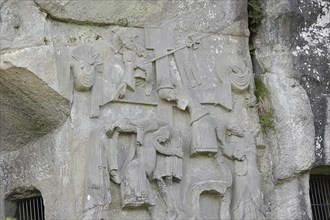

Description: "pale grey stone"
0 0 48 50
0 0 276 219
267 174 311 220
262 72 315 180
252 0 329 219
0 45 67 97
0 121 76 219
34 0 248 35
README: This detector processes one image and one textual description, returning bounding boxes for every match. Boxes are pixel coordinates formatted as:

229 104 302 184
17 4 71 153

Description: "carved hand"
174 149 183 158
104 125 116 138
233 149 246 161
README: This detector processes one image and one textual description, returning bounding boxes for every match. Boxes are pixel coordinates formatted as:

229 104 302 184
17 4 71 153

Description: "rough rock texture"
0 0 328 219
34 0 248 34
292 0 330 165
0 1 260 219
0 121 75 219
253 0 330 219
0 0 48 50
0 66 70 152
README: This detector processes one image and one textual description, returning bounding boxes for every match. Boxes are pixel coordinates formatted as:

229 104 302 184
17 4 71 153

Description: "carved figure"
216 56 256 107
83 126 116 213
71 45 103 91
154 127 183 181
107 118 183 210
231 132 265 219
112 29 150 100
228 65 256 107
158 84 218 156
216 122 265 220
144 28 219 156
71 45 104 117
213 118 244 220
120 137 156 207
153 127 184 219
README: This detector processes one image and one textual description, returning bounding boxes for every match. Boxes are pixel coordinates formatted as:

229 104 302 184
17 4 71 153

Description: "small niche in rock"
5 187 45 220
309 166 330 220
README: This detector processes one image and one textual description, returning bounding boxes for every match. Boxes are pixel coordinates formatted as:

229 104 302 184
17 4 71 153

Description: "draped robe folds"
120 135 156 207
231 133 265 220
83 128 112 212
189 104 218 156
120 126 182 208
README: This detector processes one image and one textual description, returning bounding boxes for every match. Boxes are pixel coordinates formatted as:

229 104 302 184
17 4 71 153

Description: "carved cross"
145 27 174 88
145 27 175 122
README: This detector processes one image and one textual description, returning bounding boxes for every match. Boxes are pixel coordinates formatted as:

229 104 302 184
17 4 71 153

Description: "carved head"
155 126 171 143
119 31 137 50
158 88 176 101
71 45 103 92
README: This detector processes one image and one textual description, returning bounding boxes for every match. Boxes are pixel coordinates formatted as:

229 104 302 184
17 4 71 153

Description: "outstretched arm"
215 127 234 158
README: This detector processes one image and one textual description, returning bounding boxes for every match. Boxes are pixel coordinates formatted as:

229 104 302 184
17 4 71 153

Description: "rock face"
0 66 70 152
0 0 328 219
252 0 330 219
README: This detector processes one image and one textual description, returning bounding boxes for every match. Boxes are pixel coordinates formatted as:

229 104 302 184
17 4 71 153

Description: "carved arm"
215 127 234 158
154 143 183 158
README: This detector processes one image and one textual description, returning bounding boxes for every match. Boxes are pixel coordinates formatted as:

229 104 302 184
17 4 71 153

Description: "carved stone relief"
71 27 265 220
1 1 324 220
71 45 104 117
111 29 152 101
215 119 265 219
216 55 256 108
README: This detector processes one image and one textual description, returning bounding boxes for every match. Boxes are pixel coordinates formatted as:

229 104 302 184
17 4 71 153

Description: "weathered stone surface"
253 0 316 180
290 0 330 165
267 174 311 219
1 45 67 96
34 0 248 35
0 0 48 50
253 0 330 219
0 66 70 152
1 1 265 219
0 121 75 219
0 43 71 153
262 72 315 180
325 97 330 164
2 0 328 219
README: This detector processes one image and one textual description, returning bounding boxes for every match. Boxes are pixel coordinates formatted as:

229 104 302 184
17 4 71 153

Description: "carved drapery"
73 27 265 220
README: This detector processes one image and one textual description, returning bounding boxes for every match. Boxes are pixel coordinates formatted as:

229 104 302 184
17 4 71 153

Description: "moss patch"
249 44 257 55
248 0 263 33
254 77 275 132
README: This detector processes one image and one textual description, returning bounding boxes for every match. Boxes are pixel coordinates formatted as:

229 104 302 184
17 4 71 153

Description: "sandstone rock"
0 0 48 50
0 66 70 153
34 0 248 35
253 0 330 219
1 0 328 219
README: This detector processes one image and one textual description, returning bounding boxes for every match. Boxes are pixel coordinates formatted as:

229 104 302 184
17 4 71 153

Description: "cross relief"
70 27 263 220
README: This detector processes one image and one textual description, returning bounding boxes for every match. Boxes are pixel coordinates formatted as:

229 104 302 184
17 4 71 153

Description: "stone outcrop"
0 66 70 152
0 0 329 219
252 0 330 219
